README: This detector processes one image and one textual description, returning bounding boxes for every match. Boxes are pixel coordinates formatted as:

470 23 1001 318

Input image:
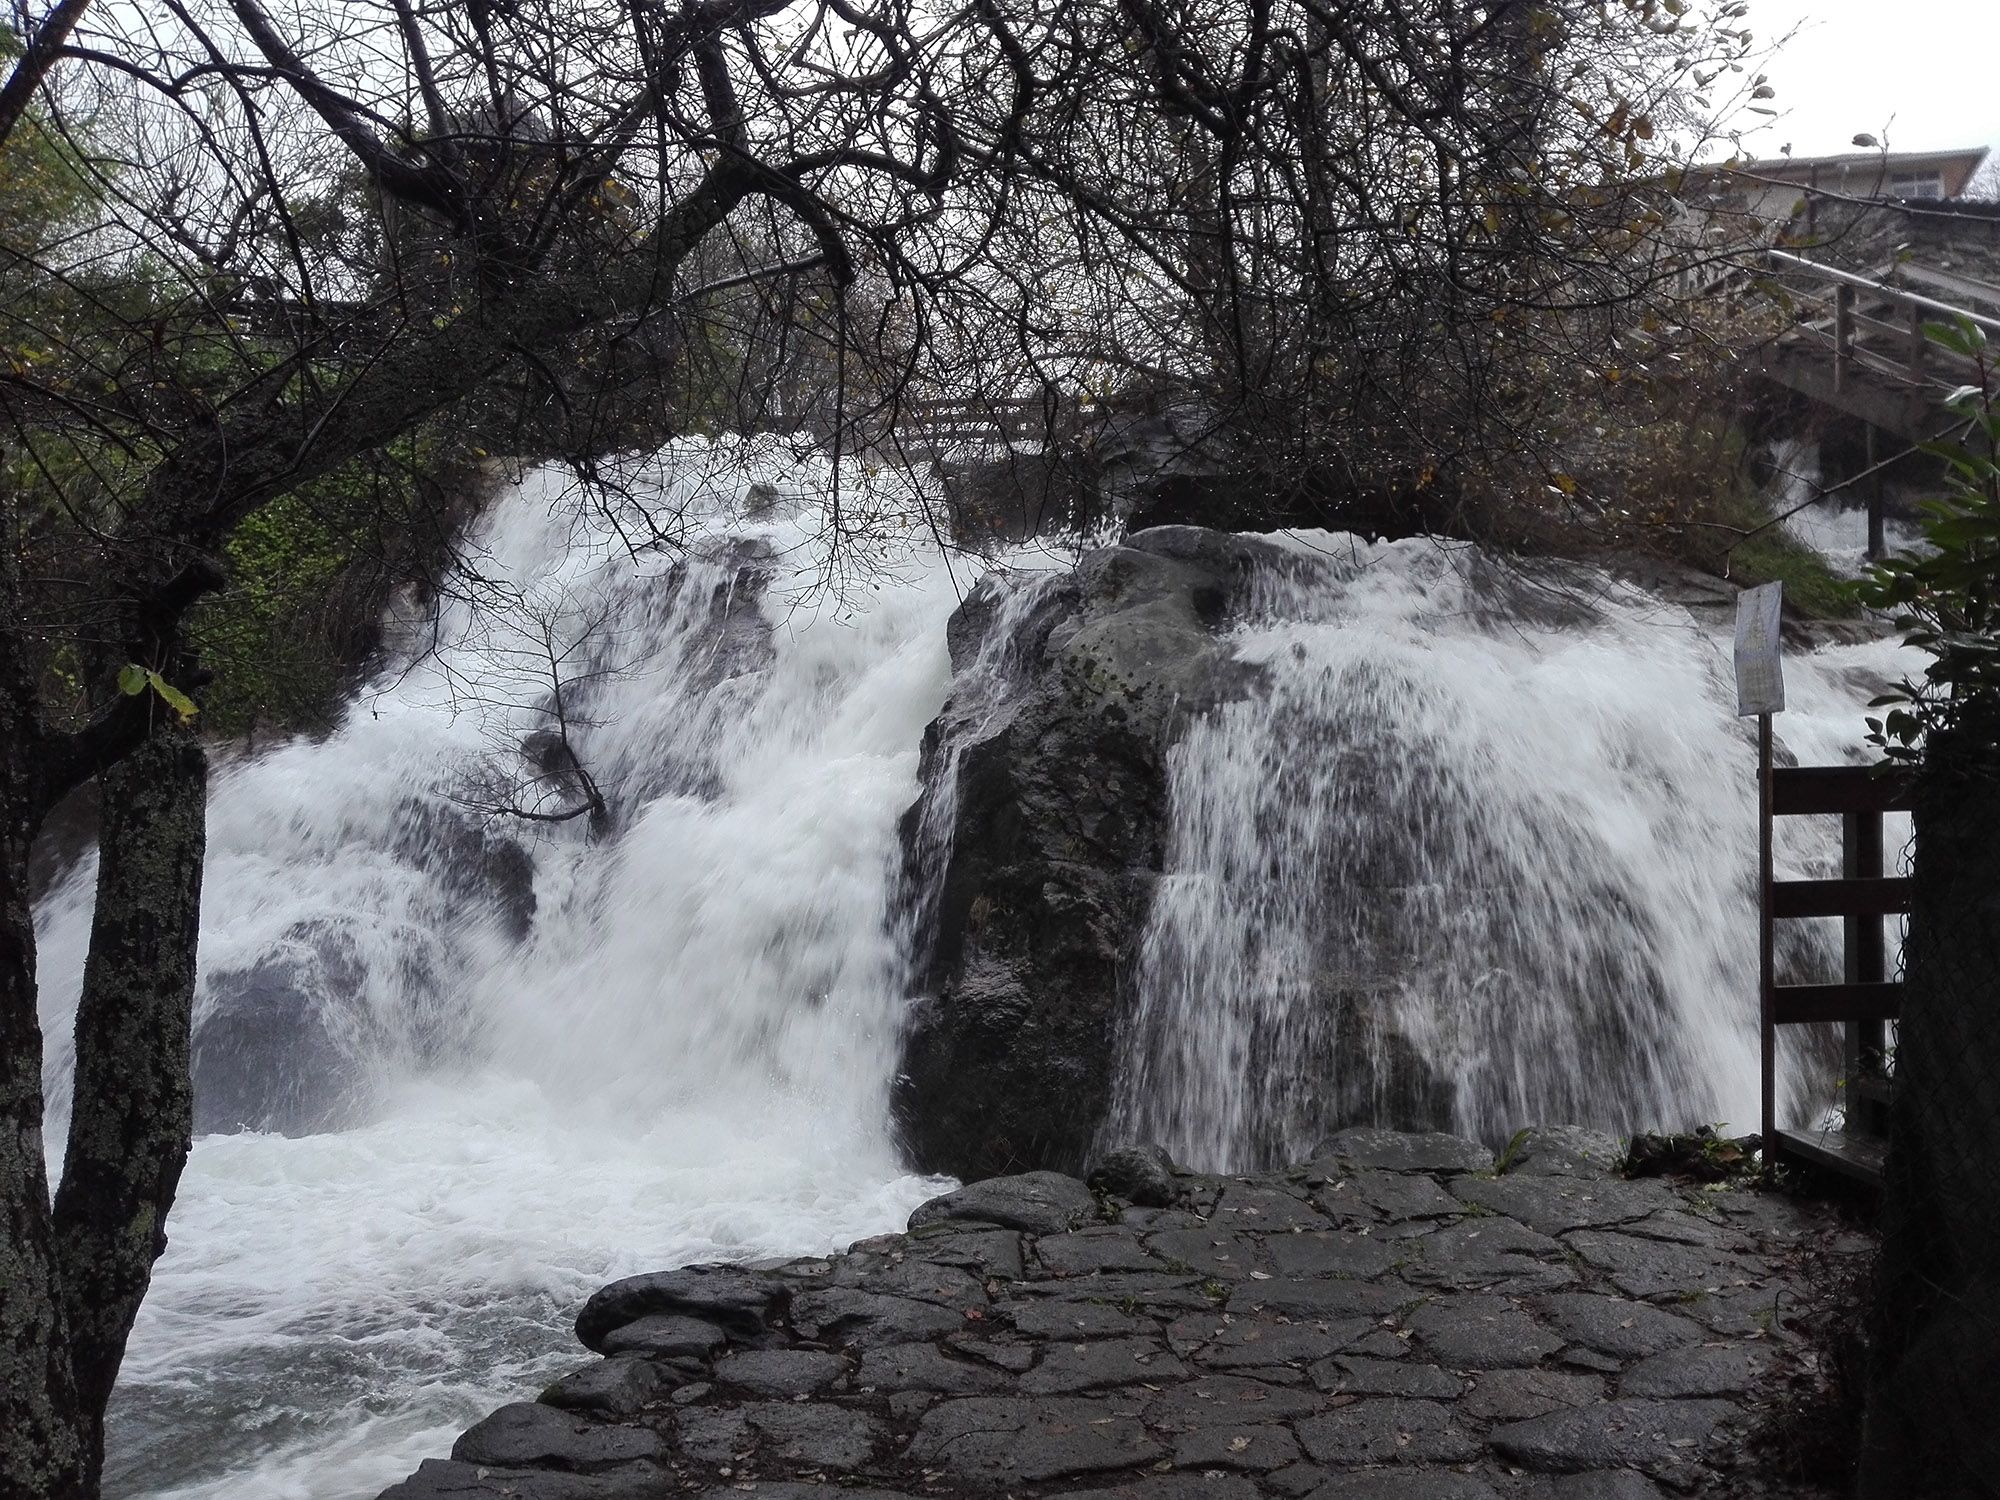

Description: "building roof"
1719 145 1989 188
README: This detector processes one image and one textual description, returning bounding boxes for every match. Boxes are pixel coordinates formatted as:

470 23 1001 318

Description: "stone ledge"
378 1128 1867 1500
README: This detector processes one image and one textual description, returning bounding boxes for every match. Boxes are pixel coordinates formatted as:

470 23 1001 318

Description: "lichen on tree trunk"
51 723 208 1494
0 541 87 1496
0 824 90 1499
0 672 208 1500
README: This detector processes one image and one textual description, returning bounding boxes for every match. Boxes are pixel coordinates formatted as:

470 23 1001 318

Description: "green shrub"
1856 317 2000 761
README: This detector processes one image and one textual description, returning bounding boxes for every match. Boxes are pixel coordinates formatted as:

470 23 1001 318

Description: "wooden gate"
1758 754 1914 1185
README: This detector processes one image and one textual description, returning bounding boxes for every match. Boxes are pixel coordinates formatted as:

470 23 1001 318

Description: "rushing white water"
35 438 1005 1500
30 440 1906 1494
1106 535 1913 1171
1769 436 1925 573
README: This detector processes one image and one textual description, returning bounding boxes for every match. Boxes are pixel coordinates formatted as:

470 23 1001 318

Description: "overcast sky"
1740 0 2000 163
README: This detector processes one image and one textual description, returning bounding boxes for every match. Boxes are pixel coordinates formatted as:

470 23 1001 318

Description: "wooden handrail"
1771 981 1904 1026
1770 765 1917 816
1770 877 1912 919
1758 759 1911 1180
1767 248 2000 339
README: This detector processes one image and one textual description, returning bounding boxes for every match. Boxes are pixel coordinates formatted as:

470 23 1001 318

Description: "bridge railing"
885 394 1104 465
1766 248 2000 398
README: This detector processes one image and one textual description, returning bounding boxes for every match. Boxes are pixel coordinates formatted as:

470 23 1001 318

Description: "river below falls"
100 1084 943 1499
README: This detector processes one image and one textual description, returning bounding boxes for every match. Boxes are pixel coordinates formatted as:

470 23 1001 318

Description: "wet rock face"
378 1128 1869 1500
191 947 365 1135
188 785 535 1136
1088 1144 1181 1208
894 527 1297 1180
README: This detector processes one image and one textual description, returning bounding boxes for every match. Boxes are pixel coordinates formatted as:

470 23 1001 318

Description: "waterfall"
33 438 1000 1500
1104 534 1912 1171
1767 435 1923 572
30 449 1902 1496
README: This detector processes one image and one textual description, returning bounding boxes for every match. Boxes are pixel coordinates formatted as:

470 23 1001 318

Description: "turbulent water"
32 441 1906 1498
1103 536 1911 1170
1769 436 1926 573
34 440 1018 1499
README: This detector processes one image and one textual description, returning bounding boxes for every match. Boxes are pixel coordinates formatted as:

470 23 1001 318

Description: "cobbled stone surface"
1457 1368 1603 1423
1531 1294 1705 1359
1499 1126 1627 1179
1313 1129 1495 1175
1312 1170 1463 1228
378 1459 669 1498
381 1130 1865 1500
909 1171 1101 1235
451 1403 666 1469
1447 1176 1679 1238
710 1348 852 1396
1617 1343 1770 1398
1305 1475 1502 1500
1404 1295 1564 1369
856 1341 1014 1394
538 1356 671 1417
1489 1397 1742 1482
594 1313 728 1360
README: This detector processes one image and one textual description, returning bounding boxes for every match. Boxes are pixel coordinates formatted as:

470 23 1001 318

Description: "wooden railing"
1758 249 2000 555
890 395 1097 461
1758 761 1915 1184
1767 248 2000 400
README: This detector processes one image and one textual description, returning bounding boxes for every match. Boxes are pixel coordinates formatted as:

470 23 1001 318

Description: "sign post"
1734 581 1785 1155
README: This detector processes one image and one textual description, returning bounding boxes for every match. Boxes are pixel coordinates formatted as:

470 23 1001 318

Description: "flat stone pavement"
378 1127 1873 1500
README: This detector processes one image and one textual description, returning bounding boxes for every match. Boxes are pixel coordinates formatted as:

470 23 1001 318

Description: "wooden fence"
1759 760 1915 1185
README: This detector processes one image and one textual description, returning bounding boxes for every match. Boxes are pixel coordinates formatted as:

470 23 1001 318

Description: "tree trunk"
0 545 88 1497
1859 704 2000 1498
51 723 207 1494
1 804 88 1499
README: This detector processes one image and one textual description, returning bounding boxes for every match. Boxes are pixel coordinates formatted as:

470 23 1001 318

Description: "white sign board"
1734 581 1785 717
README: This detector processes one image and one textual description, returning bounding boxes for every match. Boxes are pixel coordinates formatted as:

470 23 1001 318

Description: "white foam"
1107 535 1914 1169
40 440 968 1499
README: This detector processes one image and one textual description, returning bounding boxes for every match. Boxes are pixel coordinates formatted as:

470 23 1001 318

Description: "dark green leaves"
1855 320 2000 763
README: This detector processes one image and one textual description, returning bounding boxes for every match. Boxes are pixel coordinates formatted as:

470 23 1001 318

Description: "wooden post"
1834 284 1855 393
1842 805 1889 1134
1758 713 1776 1155
1866 424 1886 560
1907 302 1927 383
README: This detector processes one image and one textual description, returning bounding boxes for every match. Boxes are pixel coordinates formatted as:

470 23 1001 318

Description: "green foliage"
187 447 435 738
0 48 97 260
1856 317 2000 763
116 664 198 722
1686 461 1859 621
1729 526 1856 622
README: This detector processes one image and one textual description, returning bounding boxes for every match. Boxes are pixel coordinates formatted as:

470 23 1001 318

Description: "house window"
1889 172 1944 200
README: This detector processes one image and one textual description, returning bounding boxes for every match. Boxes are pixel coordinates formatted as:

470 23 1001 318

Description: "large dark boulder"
894 527 1293 1179
575 1266 789 1352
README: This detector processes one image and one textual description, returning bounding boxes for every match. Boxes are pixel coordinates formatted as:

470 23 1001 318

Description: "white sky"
1740 0 2000 163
